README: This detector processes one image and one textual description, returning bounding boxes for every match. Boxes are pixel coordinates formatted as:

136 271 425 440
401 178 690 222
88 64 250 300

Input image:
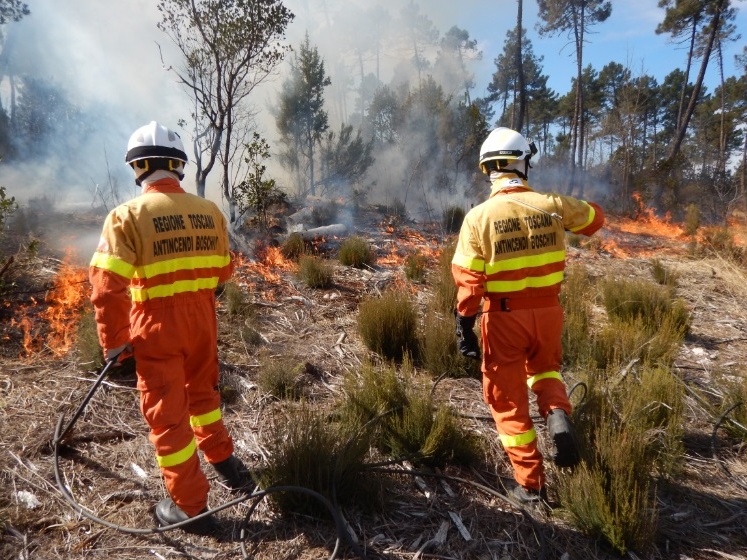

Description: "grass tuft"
338 236 374 268
297 255 333 288
357 289 419 362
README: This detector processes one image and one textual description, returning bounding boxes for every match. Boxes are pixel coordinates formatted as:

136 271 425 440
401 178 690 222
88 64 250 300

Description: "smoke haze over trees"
0 0 744 230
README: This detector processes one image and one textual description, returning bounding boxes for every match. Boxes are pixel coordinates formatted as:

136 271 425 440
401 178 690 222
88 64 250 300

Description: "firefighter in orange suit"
451 127 604 504
89 121 250 532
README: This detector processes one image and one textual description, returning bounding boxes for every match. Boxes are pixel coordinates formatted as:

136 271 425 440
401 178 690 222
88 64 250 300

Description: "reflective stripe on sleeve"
190 408 222 428
568 203 595 233
156 438 197 468
527 371 563 389
499 427 537 448
451 252 485 272
90 252 136 279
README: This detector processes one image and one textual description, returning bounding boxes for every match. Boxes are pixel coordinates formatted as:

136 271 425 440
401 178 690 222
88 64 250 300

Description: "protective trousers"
132 295 234 517
481 304 571 490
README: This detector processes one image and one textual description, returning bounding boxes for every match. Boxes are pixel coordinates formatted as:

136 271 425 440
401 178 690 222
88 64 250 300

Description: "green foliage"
0 186 17 233
404 252 428 283
222 281 251 319
296 255 333 288
341 360 481 467
235 132 287 230
560 363 684 554
338 235 374 268
276 33 332 197
319 123 375 196
261 403 378 516
441 205 465 234
560 264 595 368
357 289 419 362
600 275 690 338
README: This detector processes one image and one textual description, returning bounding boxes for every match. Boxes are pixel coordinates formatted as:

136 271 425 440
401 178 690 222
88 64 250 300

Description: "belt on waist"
483 295 560 312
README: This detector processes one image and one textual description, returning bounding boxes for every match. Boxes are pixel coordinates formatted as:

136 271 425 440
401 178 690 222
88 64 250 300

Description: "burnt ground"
1 206 747 560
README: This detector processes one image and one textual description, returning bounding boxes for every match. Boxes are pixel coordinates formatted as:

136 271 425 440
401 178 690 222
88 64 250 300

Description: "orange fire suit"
89 177 235 516
451 175 604 490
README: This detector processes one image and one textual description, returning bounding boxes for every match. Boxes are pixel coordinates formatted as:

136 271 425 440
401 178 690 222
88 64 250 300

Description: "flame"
233 243 296 301
42 250 88 356
9 249 88 357
618 193 685 239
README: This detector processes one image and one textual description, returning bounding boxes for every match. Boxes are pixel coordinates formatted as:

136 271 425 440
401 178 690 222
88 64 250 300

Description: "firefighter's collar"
142 176 186 195
490 175 532 195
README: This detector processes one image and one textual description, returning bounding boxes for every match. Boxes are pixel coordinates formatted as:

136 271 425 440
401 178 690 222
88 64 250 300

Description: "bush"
297 255 333 288
404 252 428 283
357 289 418 362
256 356 304 400
311 200 338 226
281 232 308 261
341 359 481 467
76 306 104 369
442 206 465 234
261 404 379 516
560 264 595 368
338 236 374 268
650 258 678 288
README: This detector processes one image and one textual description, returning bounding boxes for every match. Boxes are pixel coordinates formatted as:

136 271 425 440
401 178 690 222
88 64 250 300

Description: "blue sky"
460 1 747 99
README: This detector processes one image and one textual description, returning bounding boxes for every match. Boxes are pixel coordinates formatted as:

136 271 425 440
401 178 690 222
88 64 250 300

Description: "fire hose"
51 354 363 560
52 356 550 559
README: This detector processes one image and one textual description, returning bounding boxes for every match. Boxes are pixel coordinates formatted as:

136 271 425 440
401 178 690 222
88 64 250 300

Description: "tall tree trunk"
668 0 725 163
516 0 526 132
677 18 698 132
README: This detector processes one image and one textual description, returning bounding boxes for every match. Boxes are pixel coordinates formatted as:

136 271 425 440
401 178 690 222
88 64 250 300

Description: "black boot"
547 409 580 468
154 498 217 534
211 455 252 491
509 484 549 507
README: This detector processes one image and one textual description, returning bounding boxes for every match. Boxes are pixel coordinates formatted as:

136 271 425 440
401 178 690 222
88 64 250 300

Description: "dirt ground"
1 207 747 560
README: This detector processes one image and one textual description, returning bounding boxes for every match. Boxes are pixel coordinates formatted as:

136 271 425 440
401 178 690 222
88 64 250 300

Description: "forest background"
0 0 745 256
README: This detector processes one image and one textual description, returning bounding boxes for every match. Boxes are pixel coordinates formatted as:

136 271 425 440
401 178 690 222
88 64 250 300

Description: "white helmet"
125 121 188 184
478 127 537 175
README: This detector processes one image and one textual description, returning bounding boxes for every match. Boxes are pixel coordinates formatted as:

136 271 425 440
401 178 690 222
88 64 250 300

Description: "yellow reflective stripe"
140 254 230 278
190 408 222 428
451 252 485 272
485 250 565 275
499 427 537 448
527 371 562 389
485 270 564 293
130 276 220 302
156 438 197 468
568 203 595 233
89 252 136 279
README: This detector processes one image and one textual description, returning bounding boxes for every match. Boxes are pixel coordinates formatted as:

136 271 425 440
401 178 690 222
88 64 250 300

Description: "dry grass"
2 210 747 560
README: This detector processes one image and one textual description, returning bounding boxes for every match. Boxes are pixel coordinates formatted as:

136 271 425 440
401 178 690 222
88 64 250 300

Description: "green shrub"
338 236 374 268
442 206 465 234
684 203 700 238
357 289 418 362
297 255 333 288
256 356 304 400
281 232 308 261
560 264 595 368
341 359 481 467
311 200 339 226
260 404 378 516
404 252 428 283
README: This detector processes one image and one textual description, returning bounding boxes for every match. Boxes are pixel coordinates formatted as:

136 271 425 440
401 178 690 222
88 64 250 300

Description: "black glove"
454 310 481 360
